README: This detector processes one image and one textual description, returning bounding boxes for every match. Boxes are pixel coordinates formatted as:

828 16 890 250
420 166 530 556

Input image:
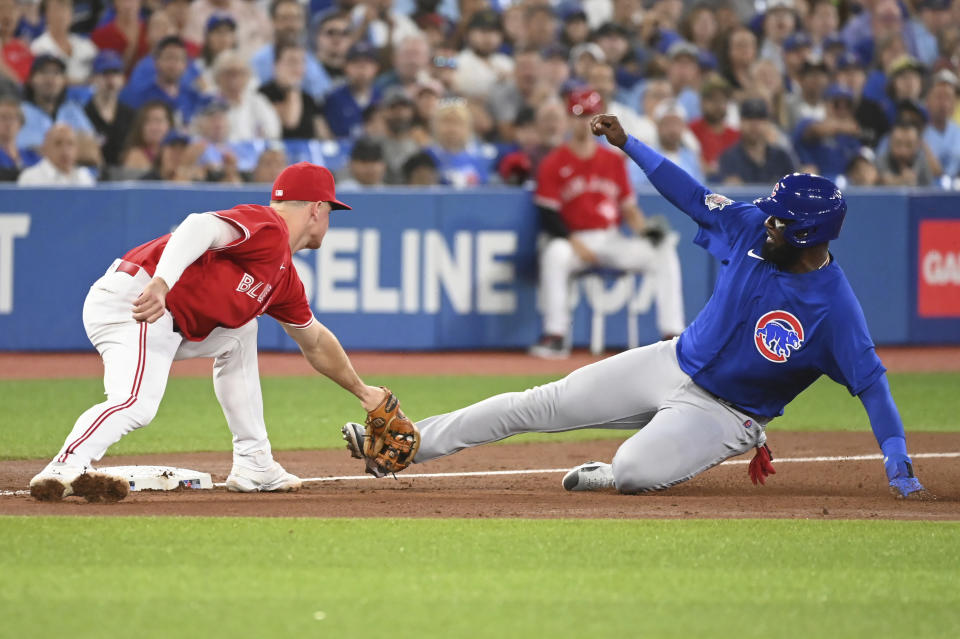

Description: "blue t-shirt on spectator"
427 145 496 187
17 100 96 150
0 146 41 170
250 44 333 101
924 121 960 178
321 85 381 139
124 55 201 102
120 80 207 125
792 118 861 181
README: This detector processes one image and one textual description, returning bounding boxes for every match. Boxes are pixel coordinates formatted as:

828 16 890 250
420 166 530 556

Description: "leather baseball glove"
342 387 420 477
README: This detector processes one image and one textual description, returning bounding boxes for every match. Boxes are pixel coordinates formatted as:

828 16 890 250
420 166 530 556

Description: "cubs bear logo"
754 310 804 363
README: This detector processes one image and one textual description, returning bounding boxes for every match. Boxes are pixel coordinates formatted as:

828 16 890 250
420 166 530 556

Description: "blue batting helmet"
753 173 847 247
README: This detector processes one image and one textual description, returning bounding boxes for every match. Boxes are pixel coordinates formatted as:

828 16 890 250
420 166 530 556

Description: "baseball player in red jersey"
529 89 686 358
29 162 389 502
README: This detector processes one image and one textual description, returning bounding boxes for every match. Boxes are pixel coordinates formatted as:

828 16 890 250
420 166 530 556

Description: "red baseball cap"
566 88 605 117
271 162 352 210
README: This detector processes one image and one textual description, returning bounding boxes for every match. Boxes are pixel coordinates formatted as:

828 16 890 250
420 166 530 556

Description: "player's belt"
116 260 141 276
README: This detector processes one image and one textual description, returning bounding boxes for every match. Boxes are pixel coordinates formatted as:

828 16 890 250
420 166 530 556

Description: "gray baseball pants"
413 339 768 492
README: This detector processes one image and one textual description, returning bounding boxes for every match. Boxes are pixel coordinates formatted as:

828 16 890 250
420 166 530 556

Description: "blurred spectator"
193 98 243 183
376 33 431 95
717 97 795 184
720 25 757 93
259 41 328 140
414 10 453 50
588 60 644 137
690 73 738 178
758 0 797 74
379 86 419 183
0 93 40 180
0 0 33 84
427 98 493 187
339 136 386 187
560 7 590 50
322 42 381 139
119 36 205 125
912 0 952 66
749 58 789 130
665 41 702 120
487 48 545 142
184 0 271 60
121 99 173 171
402 149 438 185
311 11 352 85
120 10 200 107
842 146 880 186
880 55 926 123
212 50 280 142
247 142 287 183
250 0 331 101
793 84 862 180
162 0 196 52
781 31 812 92
454 9 513 99
593 23 632 69
15 0 42 41
534 99 568 151
632 77 701 154
925 69 960 179
85 51 135 167
786 56 829 132
429 46 458 93
141 128 206 181
852 0 916 68
540 44 571 94
496 106 543 186
18 54 97 159
196 13 237 92
805 0 839 54
351 0 422 49
680 3 720 55
500 4 526 54
29 0 97 85
877 120 936 186
569 42 604 83
18 123 95 185
647 99 703 182
834 50 888 148
821 32 848 71
91 0 149 73
523 5 559 52
412 76 442 129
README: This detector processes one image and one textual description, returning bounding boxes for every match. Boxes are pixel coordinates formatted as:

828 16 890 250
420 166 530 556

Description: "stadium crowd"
0 0 958 188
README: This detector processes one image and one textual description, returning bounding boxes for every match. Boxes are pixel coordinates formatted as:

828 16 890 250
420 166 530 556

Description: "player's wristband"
622 136 665 174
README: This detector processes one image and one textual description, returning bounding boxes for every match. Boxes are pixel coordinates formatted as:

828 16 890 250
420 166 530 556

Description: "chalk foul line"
2 451 957 496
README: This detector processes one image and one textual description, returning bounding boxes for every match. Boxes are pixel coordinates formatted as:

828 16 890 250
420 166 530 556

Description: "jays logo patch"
754 310 805 363
704 193 733 211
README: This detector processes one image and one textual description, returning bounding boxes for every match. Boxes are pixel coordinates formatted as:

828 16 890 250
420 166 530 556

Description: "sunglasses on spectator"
321 29 350 38
433 56 457 69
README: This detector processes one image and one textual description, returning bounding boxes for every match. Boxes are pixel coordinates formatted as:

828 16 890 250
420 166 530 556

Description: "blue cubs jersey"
675 189 885 419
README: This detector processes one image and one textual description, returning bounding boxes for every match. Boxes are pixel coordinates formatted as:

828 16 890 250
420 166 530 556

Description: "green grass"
1 373 958 460
0 517 957 639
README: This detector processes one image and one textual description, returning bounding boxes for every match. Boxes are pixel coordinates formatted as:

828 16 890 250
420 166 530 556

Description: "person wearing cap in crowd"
454 9 514 99
426 97 495 187
192 97 245 183
90 0 149 73
487 47 546 142
911 0 952 66
29 0 97 85
210 50 281 143
413 9 453 50
18 122 95 185
689 72 739 178
379 85 421 184
878 54 927 123
560 6 590 50
195 13 238 92
401 148 439 186
758 0 797 75
786 55 829 131
569 41 605 84
321 42 382 139
529 87 685 359
833 50 889 148
640 98 703 184
877 119 937 186
793 83 863 180
717 96 795 185
924 69 960 179
27 161 391 502
841 146 880 187
0 0 34 85
18 54 98 159
259 40 330 141
0 93 41 181
142 128 206 181
339 136 386 187
85 50 136 168
665 40 703 121
119 36 206 125
820 32 847 70
183 0 271 61
250 0 332 102
631 77 702 156
781 31 812 93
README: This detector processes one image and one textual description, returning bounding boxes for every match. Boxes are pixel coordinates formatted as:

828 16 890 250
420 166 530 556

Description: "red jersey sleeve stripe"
284 316 316 329
209 212 251 250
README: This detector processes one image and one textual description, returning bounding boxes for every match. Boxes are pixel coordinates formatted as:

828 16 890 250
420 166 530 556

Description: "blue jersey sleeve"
819 286 886 396
622 136 766 260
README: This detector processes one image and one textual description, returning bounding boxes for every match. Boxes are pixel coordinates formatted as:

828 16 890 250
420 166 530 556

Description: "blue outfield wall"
0 184 956 351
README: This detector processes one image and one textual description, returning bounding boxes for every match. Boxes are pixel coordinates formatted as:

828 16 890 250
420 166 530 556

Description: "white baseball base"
96 466 213 492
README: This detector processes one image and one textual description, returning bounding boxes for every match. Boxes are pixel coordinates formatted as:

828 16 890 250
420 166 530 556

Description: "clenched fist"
590 114 627 148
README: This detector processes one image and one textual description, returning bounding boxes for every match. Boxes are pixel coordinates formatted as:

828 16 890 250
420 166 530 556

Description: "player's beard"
761 238 804 270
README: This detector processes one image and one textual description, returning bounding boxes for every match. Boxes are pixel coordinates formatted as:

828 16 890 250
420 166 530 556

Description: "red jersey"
122 204 313 341
534 144 634 232
2 40 33 83
91 21 150 71
689 119 740 165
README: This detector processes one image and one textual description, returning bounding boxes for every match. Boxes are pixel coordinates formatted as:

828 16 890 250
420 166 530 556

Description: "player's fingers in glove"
748 444 775 486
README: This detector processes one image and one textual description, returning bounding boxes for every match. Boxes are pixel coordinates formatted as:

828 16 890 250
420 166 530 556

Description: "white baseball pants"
539 228 686 338
413 339 768 492
53 261 276 470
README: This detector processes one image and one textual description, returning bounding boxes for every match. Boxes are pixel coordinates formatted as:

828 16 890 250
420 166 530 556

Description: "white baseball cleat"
562 461 615 492
30 462 130 502
225 461 302 493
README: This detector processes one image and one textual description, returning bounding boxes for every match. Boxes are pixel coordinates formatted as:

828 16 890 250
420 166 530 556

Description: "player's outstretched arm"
859 374 929 499
282 320 385 411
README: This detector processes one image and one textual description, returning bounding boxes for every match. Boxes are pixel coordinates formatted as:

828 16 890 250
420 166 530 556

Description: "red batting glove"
748 444 776 486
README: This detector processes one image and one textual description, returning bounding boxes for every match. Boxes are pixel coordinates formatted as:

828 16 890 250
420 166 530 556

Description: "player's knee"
122 397 162 428
541 238 574 264
611 452 666 494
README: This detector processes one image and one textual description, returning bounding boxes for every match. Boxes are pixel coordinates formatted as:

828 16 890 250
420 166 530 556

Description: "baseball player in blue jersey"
343 114 927 499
